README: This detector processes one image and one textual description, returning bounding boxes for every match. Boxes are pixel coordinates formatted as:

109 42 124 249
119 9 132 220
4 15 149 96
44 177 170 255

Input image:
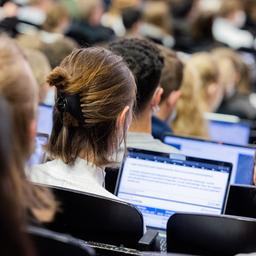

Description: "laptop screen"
163 135 255 185
115 148 232 230
37 104 53 135
208 120 250 145
28 133 48 166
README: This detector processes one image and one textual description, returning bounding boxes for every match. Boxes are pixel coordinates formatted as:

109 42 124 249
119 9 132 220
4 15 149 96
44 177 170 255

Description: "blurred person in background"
213 48 256 120
121 7 142 37
172 56 209 138
66 0 114 46
188 52 224 113
212 0 256 50
140 0 174 48
0 96 35 256
102 0 140 36
23 48 52 105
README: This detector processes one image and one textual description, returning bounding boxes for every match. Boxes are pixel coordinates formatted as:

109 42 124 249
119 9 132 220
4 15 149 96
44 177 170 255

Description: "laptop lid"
224 184 256 219
163 134 256 185
28 133 49 166
37 104 53 135
115 148 232 230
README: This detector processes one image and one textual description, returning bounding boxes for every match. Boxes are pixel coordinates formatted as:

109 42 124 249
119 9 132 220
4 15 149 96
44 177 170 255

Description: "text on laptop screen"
37 104 53 135
164 135 255 185
116 149 231 230
209 120 250 145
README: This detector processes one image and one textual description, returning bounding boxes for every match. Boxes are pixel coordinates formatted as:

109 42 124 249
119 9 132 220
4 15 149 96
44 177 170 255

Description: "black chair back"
167 213 256 255
28 226 94 256
45 185 144 248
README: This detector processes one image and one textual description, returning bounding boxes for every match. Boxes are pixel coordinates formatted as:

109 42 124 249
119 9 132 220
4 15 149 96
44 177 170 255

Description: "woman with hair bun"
29 47 136 199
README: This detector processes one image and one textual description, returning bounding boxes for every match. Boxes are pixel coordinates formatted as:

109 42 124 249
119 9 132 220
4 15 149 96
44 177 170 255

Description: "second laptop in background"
163 134 255 185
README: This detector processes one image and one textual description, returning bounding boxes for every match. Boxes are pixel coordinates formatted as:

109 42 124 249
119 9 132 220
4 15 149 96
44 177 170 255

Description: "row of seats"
29 184 256 255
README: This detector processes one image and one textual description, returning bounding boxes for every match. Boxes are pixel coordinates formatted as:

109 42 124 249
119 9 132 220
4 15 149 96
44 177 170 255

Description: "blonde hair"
24 48 51 103
212 47 250 94
48 47 136 166
188 52 219 109
143 1 172 33
0 35 57 223
171 60 209 138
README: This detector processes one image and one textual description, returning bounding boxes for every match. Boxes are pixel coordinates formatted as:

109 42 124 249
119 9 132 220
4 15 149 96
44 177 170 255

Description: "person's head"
219 0 246 28
43 2 70 33
0 35 56 223
156 45 183 120
122 7 142 35
143 1 172 33
40 37 78 69
109 38 164 117
23 48 51 103
188 52 222 112
48 47 136 166
171 58 209 138
75 0 104 26
212 47 243 98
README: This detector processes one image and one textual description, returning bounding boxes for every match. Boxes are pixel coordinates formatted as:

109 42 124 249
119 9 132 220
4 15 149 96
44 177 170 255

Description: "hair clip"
56 93 68 113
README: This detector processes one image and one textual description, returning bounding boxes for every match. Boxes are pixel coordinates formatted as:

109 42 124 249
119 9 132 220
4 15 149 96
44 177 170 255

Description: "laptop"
37 104 53 135
28 133 49 166
115 148 232 232
205 113 251 145
163 134 256 185
224 184 256 219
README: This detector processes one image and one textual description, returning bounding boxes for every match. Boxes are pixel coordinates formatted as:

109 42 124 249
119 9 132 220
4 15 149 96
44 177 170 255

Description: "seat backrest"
45 185 144 248
167 213 256 256
225 184 256 218
28 226 94 256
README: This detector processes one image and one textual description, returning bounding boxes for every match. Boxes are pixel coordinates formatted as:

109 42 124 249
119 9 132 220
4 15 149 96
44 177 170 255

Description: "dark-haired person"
29 47 136 199
109 38 178 153
152 45 183 140
122 7 142 37
0 96 35 256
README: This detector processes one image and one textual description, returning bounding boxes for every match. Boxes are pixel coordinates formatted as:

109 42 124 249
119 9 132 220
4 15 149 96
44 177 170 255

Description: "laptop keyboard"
155 233 167 252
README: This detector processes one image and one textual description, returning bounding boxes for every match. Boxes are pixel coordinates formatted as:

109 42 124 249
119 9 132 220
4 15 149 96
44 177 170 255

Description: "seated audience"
0 96 35 256
29 47 136 199
0 35 57 224
152 45 184 140
109 38 178 153
171 57 209 138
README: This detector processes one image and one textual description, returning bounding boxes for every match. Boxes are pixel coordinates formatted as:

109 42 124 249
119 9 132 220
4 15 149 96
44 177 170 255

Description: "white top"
212 17 255 49
127 132 179 154
28 158 119 200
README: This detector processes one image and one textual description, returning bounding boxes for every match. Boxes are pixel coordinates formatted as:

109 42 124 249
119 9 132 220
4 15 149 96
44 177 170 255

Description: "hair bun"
47 66 70 90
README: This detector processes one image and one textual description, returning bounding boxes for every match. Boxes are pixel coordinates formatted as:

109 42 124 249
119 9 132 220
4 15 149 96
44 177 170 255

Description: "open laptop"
28 133 49 166
115 148 232 233
37 104 53 135
163 134 256 185
205 113 251 145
